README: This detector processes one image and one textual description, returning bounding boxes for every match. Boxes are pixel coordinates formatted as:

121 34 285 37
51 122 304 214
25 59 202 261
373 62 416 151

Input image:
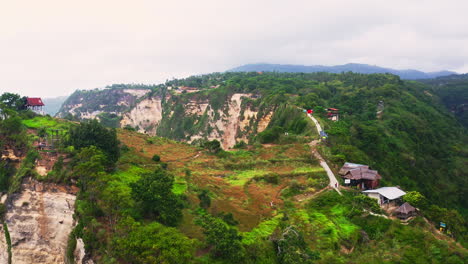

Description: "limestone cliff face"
185 93 272 149
0 178 77 264
159 93 274 149
120 97 163 135
59 89 274 149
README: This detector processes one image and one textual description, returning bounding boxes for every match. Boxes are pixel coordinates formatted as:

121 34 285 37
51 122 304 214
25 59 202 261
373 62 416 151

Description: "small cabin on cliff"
25 97 45 115
339 162 381 189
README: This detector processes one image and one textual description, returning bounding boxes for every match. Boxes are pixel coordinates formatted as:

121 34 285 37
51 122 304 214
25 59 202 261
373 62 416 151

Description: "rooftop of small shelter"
395 202 416 214
363 187 406 200
339 162 381 181
25 97 44 106
339 162 368 175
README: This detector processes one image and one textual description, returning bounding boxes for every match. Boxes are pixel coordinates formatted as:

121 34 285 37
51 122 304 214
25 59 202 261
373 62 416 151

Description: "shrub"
204 140 221 153
198 189 211 209
152 154 161 162
233 141 247 149
0 203 6 221
123 125 136 131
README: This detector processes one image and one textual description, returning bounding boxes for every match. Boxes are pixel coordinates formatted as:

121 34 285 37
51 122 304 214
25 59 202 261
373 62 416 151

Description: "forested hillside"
421 74 468 128
229 63 456 79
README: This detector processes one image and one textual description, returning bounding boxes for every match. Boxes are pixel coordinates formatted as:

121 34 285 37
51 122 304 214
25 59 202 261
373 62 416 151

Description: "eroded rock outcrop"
120 96 163 135
186 93 273 149
0 178 77 264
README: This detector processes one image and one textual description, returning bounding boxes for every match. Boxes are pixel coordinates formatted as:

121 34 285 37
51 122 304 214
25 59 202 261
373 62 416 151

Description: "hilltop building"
25 97 45 115
339 162 381 189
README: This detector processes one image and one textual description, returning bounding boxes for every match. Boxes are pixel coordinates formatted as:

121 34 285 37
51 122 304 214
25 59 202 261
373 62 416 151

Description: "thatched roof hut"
395 202 417 219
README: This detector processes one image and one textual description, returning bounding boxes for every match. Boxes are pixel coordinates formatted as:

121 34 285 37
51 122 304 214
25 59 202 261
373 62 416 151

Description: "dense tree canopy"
112 217 195 264
130 168 184 226
68 119 120 164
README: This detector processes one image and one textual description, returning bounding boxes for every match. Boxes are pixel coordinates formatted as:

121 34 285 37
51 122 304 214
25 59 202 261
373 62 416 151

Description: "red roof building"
26 97 44 106
327 108 339 121
25 97 45 115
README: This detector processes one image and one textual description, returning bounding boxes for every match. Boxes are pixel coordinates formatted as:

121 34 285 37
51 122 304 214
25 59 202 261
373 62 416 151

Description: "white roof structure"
363 187 406 200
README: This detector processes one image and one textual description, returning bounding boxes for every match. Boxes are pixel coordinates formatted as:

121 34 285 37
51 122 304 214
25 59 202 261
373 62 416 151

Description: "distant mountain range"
228 63 456 80
43 96 68 116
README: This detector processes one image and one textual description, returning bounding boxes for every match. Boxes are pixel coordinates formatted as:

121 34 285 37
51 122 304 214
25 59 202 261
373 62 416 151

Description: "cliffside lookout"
26 97 45 115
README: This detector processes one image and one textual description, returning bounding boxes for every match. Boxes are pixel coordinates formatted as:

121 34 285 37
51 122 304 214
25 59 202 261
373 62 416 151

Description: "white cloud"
0 0 467 97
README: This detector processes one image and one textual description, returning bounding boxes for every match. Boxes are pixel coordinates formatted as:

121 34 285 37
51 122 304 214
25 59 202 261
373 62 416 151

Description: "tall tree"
130 168 183 226
0 93 25 111
68 119 120 165
196 214 245 262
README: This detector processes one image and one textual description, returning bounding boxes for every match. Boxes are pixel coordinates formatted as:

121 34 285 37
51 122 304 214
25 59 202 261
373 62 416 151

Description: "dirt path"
295 186 332 202
307 114 342 195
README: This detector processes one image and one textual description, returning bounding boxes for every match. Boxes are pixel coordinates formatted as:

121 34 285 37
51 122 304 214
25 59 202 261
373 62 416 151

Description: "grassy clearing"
173 180 188 195
22 116 69 131
242 213 283 245
292 166 325 174
118 129 198 163
227 170 268 186
112 165 150 185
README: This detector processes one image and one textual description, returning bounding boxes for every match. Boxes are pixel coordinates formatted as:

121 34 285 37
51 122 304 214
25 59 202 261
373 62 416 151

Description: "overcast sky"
1 0 467 98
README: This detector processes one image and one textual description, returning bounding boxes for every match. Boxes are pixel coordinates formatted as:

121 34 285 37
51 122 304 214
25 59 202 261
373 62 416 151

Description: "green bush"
152 154 161 162
198 189 211 209
0 203 6 221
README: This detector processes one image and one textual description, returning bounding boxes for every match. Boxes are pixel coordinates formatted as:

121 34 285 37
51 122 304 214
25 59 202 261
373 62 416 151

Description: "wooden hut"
339 162 381 189
394 202 417 219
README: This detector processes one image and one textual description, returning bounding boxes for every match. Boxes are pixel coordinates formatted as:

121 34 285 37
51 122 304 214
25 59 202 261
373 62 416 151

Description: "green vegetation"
8 150 39 194
242 214 283 245
421 74 468 127
3 222 12 264
131 168 184 226
68 119 120 165
196 213 245 262
22 115 65 129
112 217 196 264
